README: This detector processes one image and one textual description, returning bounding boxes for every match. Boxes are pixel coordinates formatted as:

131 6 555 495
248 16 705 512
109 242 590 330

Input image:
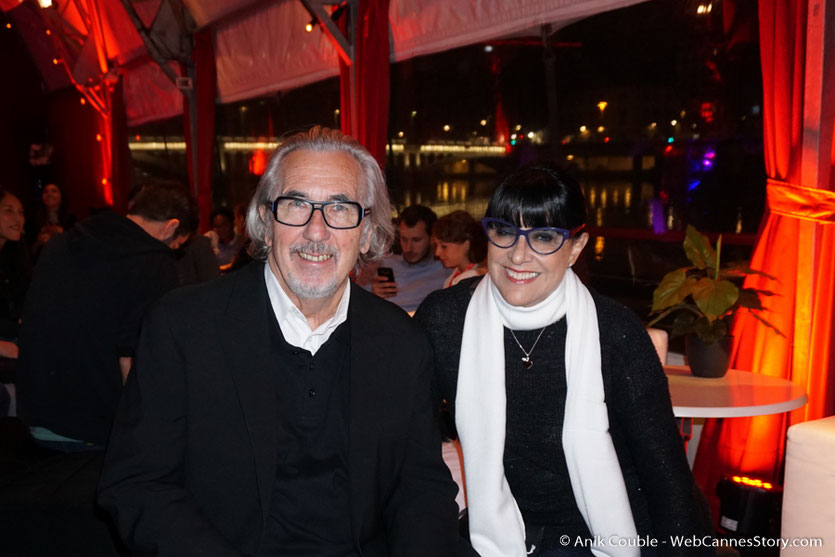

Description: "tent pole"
185 68 199 198
300 0 359 133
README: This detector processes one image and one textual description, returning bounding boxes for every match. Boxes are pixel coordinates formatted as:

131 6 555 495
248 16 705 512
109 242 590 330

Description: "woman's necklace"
508 326 548 369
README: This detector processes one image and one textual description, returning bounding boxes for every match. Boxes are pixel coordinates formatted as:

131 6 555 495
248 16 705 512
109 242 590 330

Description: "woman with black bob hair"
415 163 710 557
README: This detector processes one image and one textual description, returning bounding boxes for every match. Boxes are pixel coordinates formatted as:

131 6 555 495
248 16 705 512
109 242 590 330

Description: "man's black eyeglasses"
270 196 371 230
481 217 585 255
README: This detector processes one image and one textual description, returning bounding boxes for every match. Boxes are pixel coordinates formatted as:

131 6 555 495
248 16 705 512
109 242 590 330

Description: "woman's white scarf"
456 269 638 557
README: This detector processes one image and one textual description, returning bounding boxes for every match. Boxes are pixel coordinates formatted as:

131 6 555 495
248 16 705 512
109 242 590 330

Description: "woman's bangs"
489 184 565 229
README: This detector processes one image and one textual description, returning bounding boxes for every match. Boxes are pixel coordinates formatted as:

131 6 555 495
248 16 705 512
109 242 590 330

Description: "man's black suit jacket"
98 262 460 556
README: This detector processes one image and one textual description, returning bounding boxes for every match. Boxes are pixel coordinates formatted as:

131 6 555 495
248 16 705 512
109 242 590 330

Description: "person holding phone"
362 204 447 313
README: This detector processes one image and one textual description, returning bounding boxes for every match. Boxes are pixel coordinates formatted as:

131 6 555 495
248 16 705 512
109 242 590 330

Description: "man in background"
365 204 447 313
206 207 241 268
18 181 197 450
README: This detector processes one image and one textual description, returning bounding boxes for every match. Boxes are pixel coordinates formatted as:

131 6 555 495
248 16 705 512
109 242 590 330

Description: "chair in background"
780 416 835 555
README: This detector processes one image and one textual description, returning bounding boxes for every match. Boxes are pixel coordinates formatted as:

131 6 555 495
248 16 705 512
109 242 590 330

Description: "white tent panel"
124 0 647 124
213 0 645 105
215 0 340 103
390 0 645 61
181 0 265 28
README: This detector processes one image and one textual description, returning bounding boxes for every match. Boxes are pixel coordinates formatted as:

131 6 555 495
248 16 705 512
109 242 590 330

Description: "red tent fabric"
694 0 835 509
339 0 391 168
183 29 216 232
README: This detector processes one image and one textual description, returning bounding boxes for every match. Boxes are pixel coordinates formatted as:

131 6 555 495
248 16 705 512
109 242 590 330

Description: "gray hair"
246 126 394 267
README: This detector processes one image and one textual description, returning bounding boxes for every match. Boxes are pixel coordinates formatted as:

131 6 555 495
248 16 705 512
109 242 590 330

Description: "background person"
18 181 197 449
30 182 76 255
226 199 254 272
176 230 220 285
205 207 241 269
0 188 30 416
433 210 487 288
415 164 710 557
0 182 197 556
361 204 447 313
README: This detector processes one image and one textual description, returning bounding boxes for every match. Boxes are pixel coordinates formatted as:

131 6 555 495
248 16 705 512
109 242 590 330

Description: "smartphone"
377 266 395 283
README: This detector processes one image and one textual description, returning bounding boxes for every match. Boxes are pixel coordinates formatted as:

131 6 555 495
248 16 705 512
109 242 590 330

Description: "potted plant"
648 225 782 377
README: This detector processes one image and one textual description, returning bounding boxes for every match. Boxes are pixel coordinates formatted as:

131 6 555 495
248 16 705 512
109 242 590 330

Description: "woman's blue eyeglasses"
481 217 585 255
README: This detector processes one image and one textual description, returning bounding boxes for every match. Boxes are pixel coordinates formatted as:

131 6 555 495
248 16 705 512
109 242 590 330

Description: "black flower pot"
685 334 732 378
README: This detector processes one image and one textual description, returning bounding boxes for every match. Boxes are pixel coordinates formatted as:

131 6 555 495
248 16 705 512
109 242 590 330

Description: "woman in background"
32 182 76 255
433 210 487 288
0 188 30 353
0 188 31 415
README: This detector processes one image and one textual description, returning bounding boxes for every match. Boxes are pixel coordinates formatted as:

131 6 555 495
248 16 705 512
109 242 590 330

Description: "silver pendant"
522 356 533 369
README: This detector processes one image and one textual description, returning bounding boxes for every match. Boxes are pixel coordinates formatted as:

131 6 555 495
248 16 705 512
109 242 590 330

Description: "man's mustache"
290 242 337 256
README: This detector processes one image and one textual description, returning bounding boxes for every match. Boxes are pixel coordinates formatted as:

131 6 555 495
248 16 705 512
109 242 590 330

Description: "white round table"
664 365 808 419
664 366 808 466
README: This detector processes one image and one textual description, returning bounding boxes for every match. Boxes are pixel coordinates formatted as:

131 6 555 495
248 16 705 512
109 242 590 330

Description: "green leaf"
747 288 777 300
670 312 698 338
735 289 765 311
683 225 716 269
648 302 702 327
683 316 729 343
651 268 692 312
720 262 779 282
691 278 739 321
745 310 786 338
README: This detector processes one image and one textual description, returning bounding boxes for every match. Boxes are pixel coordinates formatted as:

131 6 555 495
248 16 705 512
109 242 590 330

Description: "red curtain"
694 0 835 510
338 0 391 169
183 29 216 232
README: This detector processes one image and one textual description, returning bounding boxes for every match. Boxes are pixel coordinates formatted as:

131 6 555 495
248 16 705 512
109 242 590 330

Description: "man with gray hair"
98 127 462 556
